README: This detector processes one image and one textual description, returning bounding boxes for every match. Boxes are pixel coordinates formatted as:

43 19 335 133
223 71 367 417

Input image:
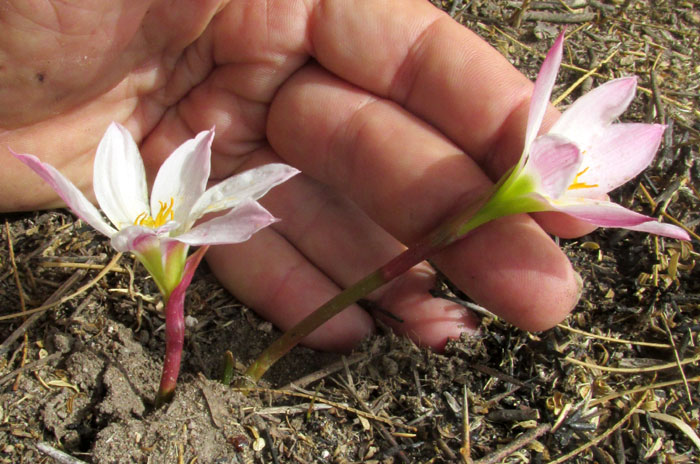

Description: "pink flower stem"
155 245 209 407
243 187 496 384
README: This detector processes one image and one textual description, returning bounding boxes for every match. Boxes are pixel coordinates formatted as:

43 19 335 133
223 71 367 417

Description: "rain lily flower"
458 32 690 241
11 122 299 404
243 32 690 384
12 123 299 296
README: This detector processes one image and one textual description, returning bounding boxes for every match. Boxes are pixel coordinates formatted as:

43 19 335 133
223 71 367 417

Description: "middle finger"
267 63 581 331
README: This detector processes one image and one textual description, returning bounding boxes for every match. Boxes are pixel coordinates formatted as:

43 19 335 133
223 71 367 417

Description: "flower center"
567 166 599 191
134 198 175 228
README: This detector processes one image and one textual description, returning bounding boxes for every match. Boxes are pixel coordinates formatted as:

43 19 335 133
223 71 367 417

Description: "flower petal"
524 31 564 154
150 129 214 228
176 200 277 246
93 122 150 230
565 123 665 198
552 198 690 240
11 151 117 237
110 225 160 253
111 226 190 296
523 135 581 198
551 77 637 151
626 220 691 240
187 163 300 225
153 220 182 236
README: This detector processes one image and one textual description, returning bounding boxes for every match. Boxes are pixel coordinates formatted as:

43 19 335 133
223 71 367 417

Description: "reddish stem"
154 245 209 407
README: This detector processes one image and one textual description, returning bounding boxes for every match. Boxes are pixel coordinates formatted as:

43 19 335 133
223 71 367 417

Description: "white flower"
12 122 299 294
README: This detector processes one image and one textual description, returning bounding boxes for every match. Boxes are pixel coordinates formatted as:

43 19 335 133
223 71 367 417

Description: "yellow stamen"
133 198 175 228
567 166 599 191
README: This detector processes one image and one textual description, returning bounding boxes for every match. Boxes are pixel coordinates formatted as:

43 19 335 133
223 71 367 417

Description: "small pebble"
52 333 73 353
257 322 273 333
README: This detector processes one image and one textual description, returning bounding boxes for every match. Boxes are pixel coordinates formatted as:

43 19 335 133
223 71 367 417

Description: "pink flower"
464 33 689 241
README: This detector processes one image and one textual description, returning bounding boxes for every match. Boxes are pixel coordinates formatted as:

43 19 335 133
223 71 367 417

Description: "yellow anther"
567 166 599 191
154 198 175 227
133 198 175 228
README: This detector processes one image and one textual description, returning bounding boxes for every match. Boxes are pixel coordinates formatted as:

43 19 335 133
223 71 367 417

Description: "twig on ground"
590 376 700 408
281 353 367 391
435 433 458 461
639 183 699 241
556 323 671 348
0 352 62 386
35 442 88 464
589 0 616 12
485 387 522 406
4 220 31 390
0 252 122 322
524 11 595 23
460 385 471 463
509 0 531 28
12 335 28 392
412 368 426 410
37 261 127 273
564 352 700 373
473 423 551 464
234 386 417 431
5 220 26 314
650 56 667 122
252 415 279 464
661 312 693 405
255 402 333 416
0 268 85 356
466 362 531 389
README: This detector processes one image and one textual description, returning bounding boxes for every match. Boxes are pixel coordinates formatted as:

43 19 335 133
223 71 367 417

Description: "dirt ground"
1 1 699 463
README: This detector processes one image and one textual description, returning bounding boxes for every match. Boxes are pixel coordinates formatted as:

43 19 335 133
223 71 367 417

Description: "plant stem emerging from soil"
244 187 498 383
155 246 209 407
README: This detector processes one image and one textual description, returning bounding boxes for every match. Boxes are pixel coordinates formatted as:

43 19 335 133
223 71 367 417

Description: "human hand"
1 0 588 352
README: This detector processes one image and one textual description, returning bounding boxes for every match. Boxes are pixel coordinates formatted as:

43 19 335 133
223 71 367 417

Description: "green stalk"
243 185 500 384
220 351 236 386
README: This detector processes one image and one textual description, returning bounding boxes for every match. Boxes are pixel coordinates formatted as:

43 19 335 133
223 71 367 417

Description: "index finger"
308 0 532 175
